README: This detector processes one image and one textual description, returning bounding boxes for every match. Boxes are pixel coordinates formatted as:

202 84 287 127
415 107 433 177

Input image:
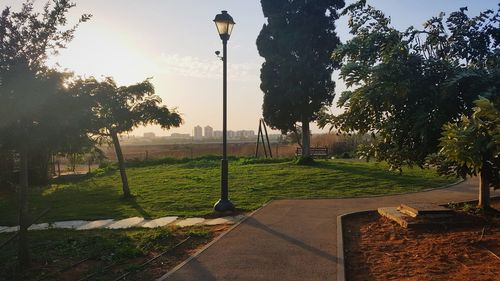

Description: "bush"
92 161 117 176
239 157 293 165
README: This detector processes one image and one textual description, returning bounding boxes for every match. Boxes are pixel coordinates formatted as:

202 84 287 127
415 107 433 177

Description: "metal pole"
255 120 262 158
262 120 273 158
260 120 268 158
214 37 234 212
221 38 228 200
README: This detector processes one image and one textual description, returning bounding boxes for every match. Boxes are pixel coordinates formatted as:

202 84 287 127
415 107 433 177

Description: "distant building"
211 130 255 139
171 133 191 139
204 126 213 138
194 125 203 139
143 132 156 138
236 130 255 138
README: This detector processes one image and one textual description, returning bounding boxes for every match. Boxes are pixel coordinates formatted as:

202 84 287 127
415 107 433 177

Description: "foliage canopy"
257 0 345 157
436 97 499 188
72 77 183 197
0 0 92 182
320 1 500 171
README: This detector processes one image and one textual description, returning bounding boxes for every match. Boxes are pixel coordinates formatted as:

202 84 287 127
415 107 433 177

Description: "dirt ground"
343 200 500 281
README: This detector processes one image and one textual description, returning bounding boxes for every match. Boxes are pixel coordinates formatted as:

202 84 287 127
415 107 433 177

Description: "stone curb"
336 210 373 281
336 194 500 281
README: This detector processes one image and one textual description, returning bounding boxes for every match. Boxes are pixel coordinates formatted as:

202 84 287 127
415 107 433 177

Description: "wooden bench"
295 147 329 158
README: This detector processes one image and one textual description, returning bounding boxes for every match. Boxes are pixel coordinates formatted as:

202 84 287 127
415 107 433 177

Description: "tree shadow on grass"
313 161 452 186
51 173 92 184
2 180 154 224
121 196 152 219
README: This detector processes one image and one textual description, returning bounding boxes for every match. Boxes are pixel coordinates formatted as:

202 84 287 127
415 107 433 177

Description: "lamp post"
213 10 235 212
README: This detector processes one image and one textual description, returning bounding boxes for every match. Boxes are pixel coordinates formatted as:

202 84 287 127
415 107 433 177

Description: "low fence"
102 143 298 161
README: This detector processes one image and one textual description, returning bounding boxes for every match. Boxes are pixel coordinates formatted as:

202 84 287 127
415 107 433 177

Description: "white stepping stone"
28 223 50 231
52 220 88 229
106 217 144 229
204 215 246 226
1 226 19 233
140 216 178 228
77 219 114 230
175 218 205 228
0 226 8 233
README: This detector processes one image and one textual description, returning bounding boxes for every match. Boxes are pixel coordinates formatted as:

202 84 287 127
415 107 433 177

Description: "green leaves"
320 1 500 171
438 97 499 188
0 0 91 73
71 77 183 139
257 0 344 133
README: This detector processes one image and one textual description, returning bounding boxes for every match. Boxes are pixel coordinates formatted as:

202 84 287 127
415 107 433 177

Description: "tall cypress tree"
257 0 344 159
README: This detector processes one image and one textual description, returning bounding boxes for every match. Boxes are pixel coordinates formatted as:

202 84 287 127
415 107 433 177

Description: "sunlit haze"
2 0 497 136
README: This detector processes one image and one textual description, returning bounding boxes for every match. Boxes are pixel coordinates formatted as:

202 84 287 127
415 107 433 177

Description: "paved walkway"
161 178 498 281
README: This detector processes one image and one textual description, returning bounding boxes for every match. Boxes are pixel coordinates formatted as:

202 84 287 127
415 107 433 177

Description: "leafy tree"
256 0 345 159
433 97 499 208
0 0 90 268
72 77 182 198
319 1 499 172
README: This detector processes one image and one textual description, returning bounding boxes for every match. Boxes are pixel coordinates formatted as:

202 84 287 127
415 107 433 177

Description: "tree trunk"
51 154 56 177
111 132 131 198
301 119 311 158
478 168 490 209
28 150 50 185
18 147 30 268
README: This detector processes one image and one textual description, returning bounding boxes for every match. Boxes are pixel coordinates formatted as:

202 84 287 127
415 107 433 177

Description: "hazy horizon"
2 0 497 136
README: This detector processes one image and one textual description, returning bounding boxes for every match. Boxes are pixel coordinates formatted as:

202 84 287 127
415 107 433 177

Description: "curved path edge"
161 177 499 281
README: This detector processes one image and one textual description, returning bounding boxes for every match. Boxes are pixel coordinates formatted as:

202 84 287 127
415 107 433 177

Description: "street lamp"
213 10 235 213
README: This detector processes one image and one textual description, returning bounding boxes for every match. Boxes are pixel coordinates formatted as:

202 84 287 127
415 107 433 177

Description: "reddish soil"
344 201 500 281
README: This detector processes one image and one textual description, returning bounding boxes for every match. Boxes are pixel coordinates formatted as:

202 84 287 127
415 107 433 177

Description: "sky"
1 0 498 136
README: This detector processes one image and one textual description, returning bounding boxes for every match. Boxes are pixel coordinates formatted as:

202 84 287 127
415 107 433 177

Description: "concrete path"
161 178 498 281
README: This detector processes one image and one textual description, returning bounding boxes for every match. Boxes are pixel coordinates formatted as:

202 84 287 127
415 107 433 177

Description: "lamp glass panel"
227 23 234 36
215 21 229 35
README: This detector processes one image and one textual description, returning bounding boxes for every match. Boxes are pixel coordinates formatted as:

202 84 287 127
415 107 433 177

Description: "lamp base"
214 198 235 213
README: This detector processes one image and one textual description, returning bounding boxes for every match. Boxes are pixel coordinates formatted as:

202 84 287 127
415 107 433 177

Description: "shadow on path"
167 258 218 281
162 178 484 281
244 217 338 262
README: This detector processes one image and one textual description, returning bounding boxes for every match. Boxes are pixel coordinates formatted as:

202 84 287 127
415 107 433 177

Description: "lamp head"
214 10 235 41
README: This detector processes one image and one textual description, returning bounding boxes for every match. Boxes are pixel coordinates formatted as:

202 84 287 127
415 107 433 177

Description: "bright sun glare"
49 26 154 86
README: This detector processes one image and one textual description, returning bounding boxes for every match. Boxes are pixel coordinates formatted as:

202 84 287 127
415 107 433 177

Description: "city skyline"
138 124 259 139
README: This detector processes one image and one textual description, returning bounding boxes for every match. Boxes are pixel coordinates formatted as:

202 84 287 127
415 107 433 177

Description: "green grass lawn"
0 158 456 225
